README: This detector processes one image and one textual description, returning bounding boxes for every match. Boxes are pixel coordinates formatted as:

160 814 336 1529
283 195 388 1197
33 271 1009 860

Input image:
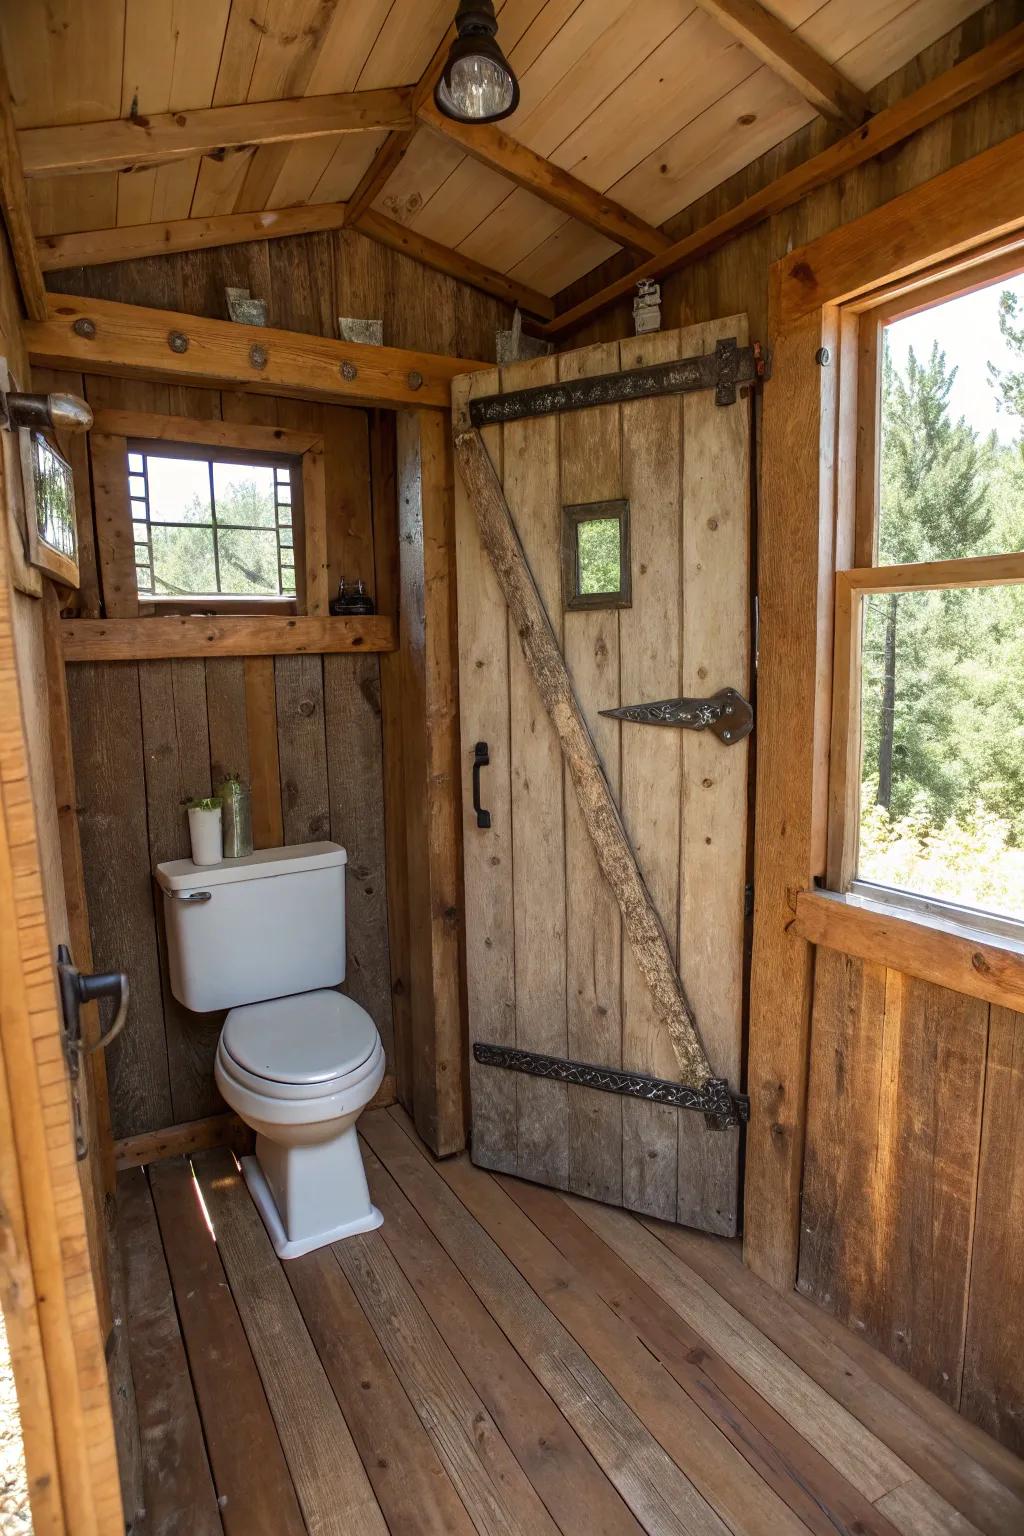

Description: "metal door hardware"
56 945 130 1159
600 687 753 743
468 339 770 426
472 741 492 829
473 1042 749 1129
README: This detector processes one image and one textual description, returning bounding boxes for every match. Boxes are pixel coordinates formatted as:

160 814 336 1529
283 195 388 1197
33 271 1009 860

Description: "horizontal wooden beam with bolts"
24 294 487 411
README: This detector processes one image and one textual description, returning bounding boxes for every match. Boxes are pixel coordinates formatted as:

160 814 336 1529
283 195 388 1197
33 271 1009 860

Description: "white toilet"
156 842 385 1260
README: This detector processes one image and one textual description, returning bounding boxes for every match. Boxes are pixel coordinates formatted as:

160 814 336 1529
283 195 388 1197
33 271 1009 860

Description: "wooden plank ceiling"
3 0 988 304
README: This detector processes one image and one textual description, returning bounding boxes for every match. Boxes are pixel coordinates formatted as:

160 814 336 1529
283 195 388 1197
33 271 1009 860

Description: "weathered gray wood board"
453 321 751 1232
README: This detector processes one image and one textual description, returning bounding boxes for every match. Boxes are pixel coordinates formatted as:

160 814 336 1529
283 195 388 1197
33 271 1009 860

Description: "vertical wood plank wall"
41 235 507 1145
549 0 1024 1457
56 374 393 1139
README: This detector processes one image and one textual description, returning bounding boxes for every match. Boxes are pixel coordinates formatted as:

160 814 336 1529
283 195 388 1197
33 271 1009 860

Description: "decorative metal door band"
600 687 752 743
469 339 770 426
473 1043 750 1129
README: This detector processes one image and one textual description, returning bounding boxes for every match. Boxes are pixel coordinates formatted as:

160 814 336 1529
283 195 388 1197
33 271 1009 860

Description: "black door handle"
472 742 492 829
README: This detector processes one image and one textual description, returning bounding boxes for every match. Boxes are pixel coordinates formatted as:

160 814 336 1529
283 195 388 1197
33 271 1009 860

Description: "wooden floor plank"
284 1242 483 1536
362 1142 646 1536
570 1194 909 1501
191 1148 387 1536
116 1168 222 1536
148 1158 306 1536
875 1478 986 1536
500 1174 900 1536
332 1227 563 1536
635 1218 1024 1536
361 1109 784 1536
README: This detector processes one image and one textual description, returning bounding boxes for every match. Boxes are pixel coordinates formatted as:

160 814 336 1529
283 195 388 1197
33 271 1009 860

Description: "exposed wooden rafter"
540 24 1024 340
18 87 415 177
0 48 46 320
37 202 350 271
24 294 486 409
693 0 868 128
417 97 669 257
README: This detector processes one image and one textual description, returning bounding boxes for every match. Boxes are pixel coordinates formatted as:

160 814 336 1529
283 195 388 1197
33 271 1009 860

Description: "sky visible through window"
857 269 1024 922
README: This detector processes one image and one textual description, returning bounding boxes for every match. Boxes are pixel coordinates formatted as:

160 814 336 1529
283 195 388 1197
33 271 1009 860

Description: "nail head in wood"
340 360 358 381
407 369 423 390
72 317 96 339
249 343 268 370
168 329 189 353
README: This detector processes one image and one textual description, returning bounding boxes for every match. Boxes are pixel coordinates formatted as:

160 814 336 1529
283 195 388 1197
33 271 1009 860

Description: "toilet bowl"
215 988 385 1259
155 841 385 1263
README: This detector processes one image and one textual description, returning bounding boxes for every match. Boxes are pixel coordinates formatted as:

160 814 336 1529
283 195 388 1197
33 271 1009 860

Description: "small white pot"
188 805 223 866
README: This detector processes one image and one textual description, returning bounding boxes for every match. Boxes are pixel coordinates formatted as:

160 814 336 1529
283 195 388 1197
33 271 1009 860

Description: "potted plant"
186 796 223 866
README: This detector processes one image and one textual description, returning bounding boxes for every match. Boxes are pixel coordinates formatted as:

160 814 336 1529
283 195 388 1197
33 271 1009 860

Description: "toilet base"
241 1154 383 1260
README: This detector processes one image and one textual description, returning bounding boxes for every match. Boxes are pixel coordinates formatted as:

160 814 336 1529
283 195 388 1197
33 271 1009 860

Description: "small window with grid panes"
129 444 298 601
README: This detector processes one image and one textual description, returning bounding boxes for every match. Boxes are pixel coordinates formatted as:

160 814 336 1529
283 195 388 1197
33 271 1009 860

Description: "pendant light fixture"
434 0 520 125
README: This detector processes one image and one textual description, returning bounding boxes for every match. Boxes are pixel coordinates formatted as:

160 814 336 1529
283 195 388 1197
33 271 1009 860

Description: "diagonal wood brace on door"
453 410 746 1127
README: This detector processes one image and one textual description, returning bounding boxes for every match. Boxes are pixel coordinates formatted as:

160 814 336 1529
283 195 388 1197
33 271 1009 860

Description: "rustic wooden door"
453 320 751 1234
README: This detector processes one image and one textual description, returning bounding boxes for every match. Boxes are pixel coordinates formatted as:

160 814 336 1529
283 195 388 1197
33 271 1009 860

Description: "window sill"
793 888 1024 1013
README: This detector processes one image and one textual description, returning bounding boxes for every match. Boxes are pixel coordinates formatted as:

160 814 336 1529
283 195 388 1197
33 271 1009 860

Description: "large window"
842 261 1024 928
129 444 298 601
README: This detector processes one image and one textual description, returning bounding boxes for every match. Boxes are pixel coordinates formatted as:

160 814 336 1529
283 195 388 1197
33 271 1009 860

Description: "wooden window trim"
560 498 632 611
91 410 328 622
747 139 1024 1292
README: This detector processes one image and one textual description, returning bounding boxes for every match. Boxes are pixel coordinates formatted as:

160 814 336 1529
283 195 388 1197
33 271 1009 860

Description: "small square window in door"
562 498 631 610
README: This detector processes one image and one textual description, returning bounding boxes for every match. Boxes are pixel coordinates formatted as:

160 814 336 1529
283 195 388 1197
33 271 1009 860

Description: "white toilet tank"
156 842 347 1013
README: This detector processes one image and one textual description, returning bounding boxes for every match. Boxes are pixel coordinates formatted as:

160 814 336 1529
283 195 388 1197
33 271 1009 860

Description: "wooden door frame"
745 129 1024 1292
0 496 123 1531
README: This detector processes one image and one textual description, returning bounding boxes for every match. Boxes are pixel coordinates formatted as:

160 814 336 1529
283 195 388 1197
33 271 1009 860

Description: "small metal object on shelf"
72 317 96 340
633 277 661 335
338 316 383 346
330 577 375 616
226 286 268 326
168 330 189 354
496 307 552 364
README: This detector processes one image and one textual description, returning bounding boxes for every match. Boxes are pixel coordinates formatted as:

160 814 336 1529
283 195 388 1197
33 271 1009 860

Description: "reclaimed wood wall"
799 954 1023 1456
551 0 1024 1457
54 372 394 1140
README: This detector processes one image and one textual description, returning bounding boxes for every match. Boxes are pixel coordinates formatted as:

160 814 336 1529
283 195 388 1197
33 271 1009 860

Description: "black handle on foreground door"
473 741 492 829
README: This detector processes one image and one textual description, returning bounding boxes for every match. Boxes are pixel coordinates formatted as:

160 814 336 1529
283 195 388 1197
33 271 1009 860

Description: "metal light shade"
434 0 519 124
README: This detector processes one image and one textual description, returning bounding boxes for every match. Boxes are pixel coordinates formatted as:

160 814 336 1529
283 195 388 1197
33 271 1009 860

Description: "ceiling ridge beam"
539 22 1024 340
693 0 868 128
417 96 669 257
19 86 415 178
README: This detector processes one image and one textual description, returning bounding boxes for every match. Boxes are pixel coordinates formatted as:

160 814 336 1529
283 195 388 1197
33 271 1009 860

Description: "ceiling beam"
37 202 349 270
24 294 485 410
18 87 414 177
417 97 669 257
539 23 1024 340
353 208 554 317
0 49 46 319
693 0 868 128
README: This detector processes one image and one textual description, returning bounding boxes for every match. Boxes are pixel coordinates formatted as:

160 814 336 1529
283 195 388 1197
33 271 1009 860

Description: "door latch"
56 944 130 1159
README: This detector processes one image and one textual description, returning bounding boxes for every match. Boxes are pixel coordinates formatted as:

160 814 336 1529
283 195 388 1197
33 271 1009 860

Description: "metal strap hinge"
473 1042 749 1129
469 338 770 427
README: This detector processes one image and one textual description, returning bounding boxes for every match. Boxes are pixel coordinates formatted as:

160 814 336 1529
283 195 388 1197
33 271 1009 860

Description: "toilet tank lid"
156 840 346 892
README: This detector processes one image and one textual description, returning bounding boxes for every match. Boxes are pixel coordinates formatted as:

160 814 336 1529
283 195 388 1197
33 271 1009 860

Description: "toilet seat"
222 989 377 1096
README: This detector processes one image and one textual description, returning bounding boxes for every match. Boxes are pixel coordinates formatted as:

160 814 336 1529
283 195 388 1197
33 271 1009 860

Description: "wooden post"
452 417 716 1092
396 409 466 1156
